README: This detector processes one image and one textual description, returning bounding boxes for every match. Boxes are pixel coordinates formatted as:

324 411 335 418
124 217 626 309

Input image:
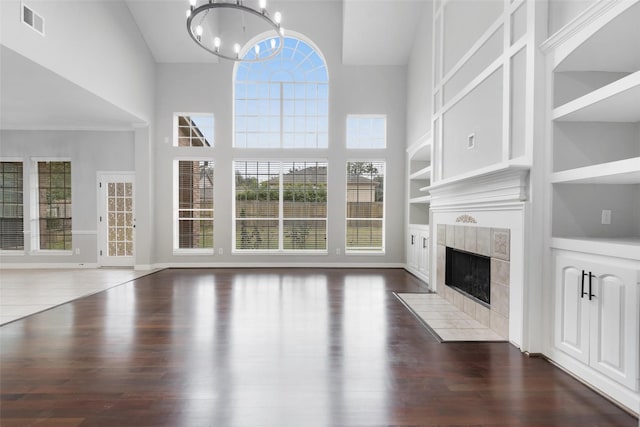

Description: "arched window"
234 35 329 148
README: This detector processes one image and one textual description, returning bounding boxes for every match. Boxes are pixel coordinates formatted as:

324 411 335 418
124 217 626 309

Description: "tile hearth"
396 293 506 342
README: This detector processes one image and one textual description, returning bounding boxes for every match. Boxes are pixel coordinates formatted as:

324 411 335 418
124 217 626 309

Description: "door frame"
97 171 136 267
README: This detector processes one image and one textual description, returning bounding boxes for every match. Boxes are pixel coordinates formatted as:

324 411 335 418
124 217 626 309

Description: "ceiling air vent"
22 3 45 36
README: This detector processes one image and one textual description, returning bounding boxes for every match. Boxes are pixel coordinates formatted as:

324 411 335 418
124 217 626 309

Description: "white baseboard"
147 262 406 269
0 262 99 269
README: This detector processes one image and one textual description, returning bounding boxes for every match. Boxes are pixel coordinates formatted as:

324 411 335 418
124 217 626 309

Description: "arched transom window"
234 36 329 149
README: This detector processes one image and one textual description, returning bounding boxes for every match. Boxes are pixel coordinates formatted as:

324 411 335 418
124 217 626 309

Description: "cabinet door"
418 232 429 275
554 256 590 364
407 230 419 269
589 265 639 391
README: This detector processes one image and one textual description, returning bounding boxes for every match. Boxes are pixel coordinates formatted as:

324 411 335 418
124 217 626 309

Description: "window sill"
0 250 26 256
173 249 216 256
30 250 73 256
232 250 329 255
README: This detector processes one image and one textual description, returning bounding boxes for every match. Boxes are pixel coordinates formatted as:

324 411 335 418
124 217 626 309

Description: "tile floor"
0 268 157 325
397 292 506 341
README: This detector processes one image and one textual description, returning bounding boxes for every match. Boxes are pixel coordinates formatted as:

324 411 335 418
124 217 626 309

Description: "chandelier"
186 0 285 62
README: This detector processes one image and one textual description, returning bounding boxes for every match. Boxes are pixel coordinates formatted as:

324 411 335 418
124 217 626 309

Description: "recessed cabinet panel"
555 260 589 363
590 270 638 390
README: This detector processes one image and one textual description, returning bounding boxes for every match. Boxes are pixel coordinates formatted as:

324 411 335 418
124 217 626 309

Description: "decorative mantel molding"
427 164 529 210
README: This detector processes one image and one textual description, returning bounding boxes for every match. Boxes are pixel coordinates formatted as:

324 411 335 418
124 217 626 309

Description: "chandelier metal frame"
186 1 284 62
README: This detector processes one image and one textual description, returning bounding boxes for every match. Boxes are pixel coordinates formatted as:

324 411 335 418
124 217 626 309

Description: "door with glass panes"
98 173 135 266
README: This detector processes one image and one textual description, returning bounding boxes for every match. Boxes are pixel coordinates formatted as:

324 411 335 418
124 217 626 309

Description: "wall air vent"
22 3 45 36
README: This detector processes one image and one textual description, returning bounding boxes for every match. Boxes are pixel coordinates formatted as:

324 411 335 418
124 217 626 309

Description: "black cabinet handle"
411 235 415 245
588 272 595 300
581 270 588 299
422 237 426 248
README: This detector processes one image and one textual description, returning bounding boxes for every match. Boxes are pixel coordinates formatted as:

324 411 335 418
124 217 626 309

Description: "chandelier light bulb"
184 0 284 62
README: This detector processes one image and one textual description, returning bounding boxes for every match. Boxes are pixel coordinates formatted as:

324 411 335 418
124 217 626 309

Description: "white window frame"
30 157 72 255
346 114 387 149
232 159 329 254
233 35 330 149
173 158 215 255
173 113 215 148
0 158 25 255
345 160 386 254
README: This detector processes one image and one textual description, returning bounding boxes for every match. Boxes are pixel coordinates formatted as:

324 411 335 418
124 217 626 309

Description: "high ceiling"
125 0 428 65
1 0 428 131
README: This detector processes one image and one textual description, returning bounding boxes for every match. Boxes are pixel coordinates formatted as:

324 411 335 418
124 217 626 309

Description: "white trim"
540 0 633 53
0 262 98 269
147 262 405 269
29 250 73 256
428 165 529 209
1 125 138 132
0 250 26 256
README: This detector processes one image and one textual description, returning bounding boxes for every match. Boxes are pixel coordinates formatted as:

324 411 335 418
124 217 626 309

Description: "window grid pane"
234 37 329 149
178 161 214 249
346 161 385 251
176 114 214 147
346 116 386 149
0 162 24 250
234 161 328 251
38 161 71 250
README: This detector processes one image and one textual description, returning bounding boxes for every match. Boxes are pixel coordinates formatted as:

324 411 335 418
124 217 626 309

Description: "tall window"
234 161 327 251
346 161 385 253
0 161 24 250
346 115 386 149
35 161 71 250
174 114 214 147
234 36 329 148
175 160 214 250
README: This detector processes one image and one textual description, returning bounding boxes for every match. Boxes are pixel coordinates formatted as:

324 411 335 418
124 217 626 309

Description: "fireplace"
445 247 490 306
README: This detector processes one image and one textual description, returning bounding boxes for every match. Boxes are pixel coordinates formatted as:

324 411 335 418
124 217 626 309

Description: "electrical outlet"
336 248 341 255
75 248 80 255
601 209 611 225
467 133 476 149
218 248 223 255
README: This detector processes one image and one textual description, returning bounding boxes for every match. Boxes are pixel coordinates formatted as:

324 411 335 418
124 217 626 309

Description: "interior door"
98 173 135 267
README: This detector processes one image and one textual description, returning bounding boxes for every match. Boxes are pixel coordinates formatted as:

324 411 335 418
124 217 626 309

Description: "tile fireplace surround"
436 224 511 339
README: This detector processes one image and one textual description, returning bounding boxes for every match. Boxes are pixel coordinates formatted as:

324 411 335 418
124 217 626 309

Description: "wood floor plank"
0 268 636 426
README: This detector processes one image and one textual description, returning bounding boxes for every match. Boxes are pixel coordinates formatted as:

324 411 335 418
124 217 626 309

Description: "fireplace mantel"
427 164 530 210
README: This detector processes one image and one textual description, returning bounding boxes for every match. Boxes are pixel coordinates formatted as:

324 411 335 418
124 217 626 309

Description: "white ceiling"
0 46 141 130
0 0 427 131
125 0 428 65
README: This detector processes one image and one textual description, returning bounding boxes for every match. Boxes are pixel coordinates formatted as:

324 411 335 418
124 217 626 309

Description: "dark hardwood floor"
0 268 636 426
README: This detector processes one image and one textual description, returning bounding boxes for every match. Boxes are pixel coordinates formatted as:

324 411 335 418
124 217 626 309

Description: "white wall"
152 1 407 266
0 130 135 265
406 3 433 146
0 0 155 123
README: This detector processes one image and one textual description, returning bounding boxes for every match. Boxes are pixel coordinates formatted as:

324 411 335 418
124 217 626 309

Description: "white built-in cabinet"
554 251 639 392
406 132 432 284
543 0 640 414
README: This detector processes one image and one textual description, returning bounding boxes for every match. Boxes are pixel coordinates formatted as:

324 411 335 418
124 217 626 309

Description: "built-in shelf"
409 195 431 204
551 237 640 261
551 157 640 184
410 166 432 180
552 71 640 122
